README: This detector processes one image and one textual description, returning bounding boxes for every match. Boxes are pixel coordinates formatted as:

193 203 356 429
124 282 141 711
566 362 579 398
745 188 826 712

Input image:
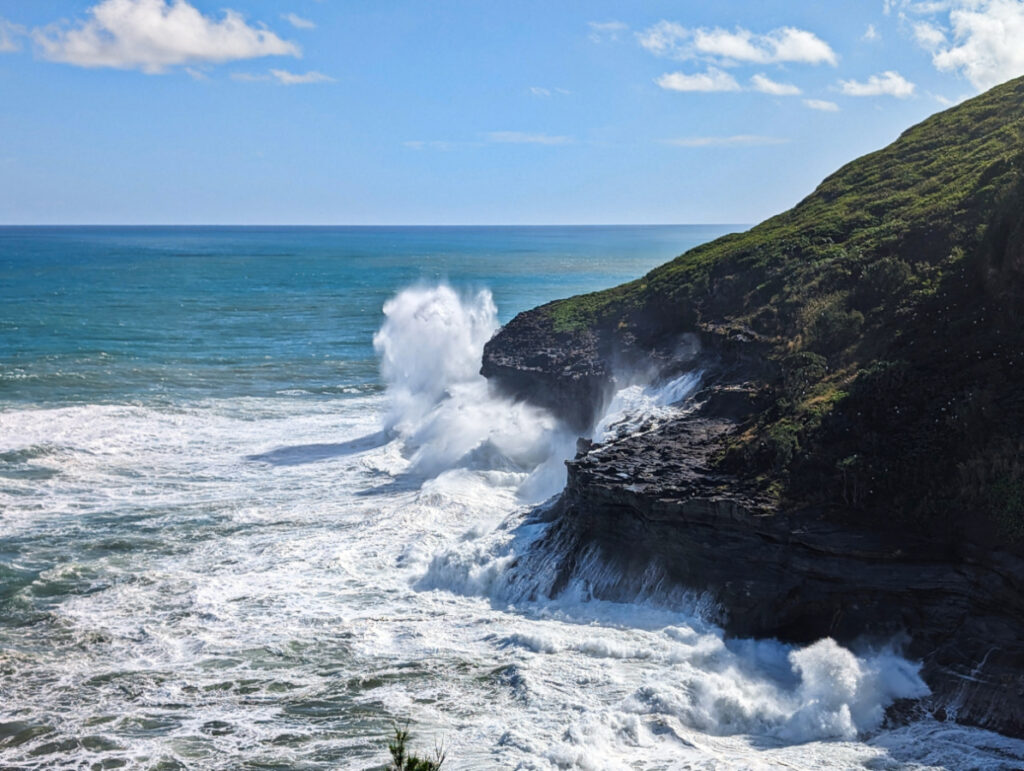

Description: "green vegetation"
539 76 1024 540
386 724 446 771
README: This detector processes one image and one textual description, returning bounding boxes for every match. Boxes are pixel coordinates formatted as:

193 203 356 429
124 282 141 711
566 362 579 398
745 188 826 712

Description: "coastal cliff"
483 76 1024 736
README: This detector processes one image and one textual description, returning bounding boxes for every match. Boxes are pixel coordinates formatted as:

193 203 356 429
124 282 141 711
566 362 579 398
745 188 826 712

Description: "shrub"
763 420 801 472
781 352 828 400
856 257 912 307
806 298 864 354
387 724 446 771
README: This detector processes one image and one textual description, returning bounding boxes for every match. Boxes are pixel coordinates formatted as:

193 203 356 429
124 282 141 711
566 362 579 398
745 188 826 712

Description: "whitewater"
3 229 1024 769
6 224 1024 769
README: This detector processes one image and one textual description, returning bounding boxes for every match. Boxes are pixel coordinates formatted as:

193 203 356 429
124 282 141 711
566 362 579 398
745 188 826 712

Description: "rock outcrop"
482 76 1024 739
481 307 611 432
545 392 1024 736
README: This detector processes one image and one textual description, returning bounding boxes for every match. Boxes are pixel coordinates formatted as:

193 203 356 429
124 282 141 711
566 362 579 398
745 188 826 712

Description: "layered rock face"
559 400 1024 735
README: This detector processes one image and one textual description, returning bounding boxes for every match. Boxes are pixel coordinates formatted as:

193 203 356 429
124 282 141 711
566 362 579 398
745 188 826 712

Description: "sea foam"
2 282 1019 770
387 285 932 753
373 284 576 500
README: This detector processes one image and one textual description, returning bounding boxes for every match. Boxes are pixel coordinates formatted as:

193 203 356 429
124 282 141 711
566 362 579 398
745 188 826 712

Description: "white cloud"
403 133 573 149
0 18 26 52
270 68 333 84
588 20 628 43
663 135 789 147
863 23 880 41
891 1 959 13
233 68 334 85
184 66 207 80
282 13 315 30
804 98 841 111
839 70 916 97
33 0 299 73
702 27 837 65
891 0 1024 90
529 86 570 97
913 20 948 48
486 132 572 145
637 21 688 56
638 21 837 66
404 134 573 150
750 73 802 95
656 67 741 92
931 0 1024 90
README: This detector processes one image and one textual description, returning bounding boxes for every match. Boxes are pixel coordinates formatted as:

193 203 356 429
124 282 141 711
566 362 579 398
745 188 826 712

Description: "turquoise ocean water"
2 226 1023 770
1 226 729 405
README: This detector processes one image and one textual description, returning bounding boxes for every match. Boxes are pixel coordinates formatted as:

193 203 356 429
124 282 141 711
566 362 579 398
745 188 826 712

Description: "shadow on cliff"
245 430 390 466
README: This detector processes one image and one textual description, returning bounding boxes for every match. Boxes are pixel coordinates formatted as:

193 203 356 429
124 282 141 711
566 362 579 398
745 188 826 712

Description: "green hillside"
542 76 1024 538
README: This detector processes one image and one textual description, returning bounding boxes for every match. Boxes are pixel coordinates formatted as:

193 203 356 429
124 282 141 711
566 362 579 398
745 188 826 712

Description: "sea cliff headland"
482 76 1024 737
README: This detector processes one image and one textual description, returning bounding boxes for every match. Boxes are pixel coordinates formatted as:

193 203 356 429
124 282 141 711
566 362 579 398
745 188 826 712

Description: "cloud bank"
638 21 837 66
34 0 299 73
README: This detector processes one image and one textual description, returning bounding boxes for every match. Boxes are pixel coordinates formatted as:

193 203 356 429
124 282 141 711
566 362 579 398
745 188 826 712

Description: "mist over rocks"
482 76 1024 738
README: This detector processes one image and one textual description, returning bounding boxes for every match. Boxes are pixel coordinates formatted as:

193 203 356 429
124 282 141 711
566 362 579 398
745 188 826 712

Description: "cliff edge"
483 77 1024 736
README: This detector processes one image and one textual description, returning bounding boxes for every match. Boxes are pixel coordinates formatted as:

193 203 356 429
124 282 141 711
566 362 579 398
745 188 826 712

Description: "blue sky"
1 0 1022 225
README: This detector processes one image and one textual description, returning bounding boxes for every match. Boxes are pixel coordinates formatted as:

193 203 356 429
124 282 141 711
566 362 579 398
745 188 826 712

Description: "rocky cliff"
483 76 1024 737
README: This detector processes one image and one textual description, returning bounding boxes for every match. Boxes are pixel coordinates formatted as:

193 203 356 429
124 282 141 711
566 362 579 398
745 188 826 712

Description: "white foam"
373 284 499 433
595 370 703 442
373 285 576 501
1 285 1021 769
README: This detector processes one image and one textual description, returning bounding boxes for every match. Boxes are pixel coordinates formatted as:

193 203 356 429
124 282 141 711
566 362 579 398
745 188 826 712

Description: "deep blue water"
0 225 736 405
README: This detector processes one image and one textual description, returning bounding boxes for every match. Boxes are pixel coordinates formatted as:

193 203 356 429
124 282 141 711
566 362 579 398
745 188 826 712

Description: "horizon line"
0 222 750 229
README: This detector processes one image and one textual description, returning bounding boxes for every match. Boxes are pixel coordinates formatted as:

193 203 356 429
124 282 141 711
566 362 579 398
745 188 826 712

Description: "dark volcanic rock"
481 306 613 432
483 306 773 433
485 324 1024 736
527 392 1024 737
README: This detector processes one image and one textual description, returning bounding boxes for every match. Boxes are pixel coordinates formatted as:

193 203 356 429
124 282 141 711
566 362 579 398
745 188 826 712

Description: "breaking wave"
5 282 1019 769
380 285 931 747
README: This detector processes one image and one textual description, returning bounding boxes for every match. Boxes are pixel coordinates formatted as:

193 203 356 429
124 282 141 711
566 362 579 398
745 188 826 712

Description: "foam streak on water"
1 285 1023 770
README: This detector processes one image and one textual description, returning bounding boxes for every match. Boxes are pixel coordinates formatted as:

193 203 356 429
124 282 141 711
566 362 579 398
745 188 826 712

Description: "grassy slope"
542 76 1024 540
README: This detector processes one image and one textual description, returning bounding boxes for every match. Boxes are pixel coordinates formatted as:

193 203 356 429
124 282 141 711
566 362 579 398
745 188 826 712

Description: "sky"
0 0 1022 225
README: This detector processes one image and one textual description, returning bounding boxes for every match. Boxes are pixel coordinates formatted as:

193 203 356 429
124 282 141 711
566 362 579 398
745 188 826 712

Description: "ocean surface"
2 225 1023 770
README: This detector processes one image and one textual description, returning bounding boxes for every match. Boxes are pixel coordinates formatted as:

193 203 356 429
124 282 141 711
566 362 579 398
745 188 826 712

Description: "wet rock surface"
557 403 1024 736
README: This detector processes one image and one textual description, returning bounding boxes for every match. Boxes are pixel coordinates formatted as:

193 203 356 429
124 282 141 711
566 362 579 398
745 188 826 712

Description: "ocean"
2 226 1023 770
